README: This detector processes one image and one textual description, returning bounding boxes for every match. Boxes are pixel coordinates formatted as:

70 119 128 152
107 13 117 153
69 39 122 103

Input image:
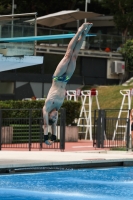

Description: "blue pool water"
0 167 133 200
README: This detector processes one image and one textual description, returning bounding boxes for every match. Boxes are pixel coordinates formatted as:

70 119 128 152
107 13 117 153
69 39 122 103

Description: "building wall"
0 82 14 94
15 81 83 100
0 52 123 100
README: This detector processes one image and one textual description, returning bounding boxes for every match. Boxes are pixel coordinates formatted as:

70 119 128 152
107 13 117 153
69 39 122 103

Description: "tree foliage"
0 0 78 16
120 39 133 72
2 0 133 38
0 0 12 14
0 0 111 16
101 0 133 38
76 0 110 14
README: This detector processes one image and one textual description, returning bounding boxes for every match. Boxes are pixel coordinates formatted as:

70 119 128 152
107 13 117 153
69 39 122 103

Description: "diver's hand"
44 140 54 145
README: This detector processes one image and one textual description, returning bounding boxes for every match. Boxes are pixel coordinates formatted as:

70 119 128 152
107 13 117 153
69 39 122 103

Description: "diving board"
0 34 96 43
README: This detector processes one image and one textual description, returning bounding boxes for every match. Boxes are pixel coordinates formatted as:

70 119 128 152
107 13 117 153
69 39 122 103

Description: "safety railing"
0 108 65 151
0 21 126 53
93 109 130 150
37 27 124 51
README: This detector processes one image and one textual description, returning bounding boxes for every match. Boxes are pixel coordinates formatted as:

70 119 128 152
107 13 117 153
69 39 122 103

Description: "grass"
82 85 133 113
110 147 127 151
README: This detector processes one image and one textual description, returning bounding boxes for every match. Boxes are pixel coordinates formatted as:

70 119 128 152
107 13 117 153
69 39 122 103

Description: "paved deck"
0 148 133 172
0 140 132 172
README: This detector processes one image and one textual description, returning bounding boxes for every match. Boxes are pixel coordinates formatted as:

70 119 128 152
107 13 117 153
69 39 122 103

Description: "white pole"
11 0 14 37
84 0 90 23
34 13 37 56
0 25 1 38
83 0 90 49
12 0 14 15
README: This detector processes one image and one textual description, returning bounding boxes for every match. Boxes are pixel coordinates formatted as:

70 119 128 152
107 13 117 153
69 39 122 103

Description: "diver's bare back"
45 81 66 112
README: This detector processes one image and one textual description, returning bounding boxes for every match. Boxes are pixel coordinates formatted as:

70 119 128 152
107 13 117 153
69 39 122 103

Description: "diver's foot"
78 22 93 35
78 23 87 34
84 23 93 35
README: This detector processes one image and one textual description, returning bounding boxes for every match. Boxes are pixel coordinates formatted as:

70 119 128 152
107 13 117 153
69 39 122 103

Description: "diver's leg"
68 23 93 55
53 23 92 77
66 23 93 78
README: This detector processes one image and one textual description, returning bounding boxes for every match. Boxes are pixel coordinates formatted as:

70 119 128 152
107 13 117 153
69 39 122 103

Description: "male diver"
43 22 93 145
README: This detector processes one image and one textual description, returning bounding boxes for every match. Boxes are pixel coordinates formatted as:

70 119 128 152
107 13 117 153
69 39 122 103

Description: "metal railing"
0 107 131 151
0 21 126 53
37 27 124 51
93 109 130 150
0 108 66 151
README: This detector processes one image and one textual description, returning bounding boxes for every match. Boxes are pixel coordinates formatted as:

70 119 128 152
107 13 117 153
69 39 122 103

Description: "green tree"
76 0 110 14
0 0 78 16
0 0 12 14
120 40 133 72
101 0 133 38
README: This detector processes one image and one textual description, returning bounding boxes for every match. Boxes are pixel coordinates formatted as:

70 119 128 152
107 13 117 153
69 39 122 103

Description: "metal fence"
0 107 131 151
0 108 65 151
93 109 130 150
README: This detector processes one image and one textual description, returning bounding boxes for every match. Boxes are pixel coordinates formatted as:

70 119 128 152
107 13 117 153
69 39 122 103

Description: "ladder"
112 90 131 141
77 89 100 140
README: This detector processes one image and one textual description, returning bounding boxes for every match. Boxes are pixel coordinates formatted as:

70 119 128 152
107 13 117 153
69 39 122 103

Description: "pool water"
0 166 133 200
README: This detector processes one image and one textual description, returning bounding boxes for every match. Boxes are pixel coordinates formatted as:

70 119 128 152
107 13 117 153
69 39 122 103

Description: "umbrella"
27 10 102 27
0 17 19 25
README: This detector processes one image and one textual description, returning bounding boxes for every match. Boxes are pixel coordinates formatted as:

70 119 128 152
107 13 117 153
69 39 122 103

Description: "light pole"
12 0 14 15
82 0 90 49
85 0 90 22
11 0 17 37
11 0 14 37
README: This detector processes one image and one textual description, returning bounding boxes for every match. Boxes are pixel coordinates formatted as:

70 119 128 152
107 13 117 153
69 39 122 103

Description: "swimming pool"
0 166 133 200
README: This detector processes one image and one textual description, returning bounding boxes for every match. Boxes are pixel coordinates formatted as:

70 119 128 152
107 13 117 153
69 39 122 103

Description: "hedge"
0 100 81 125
